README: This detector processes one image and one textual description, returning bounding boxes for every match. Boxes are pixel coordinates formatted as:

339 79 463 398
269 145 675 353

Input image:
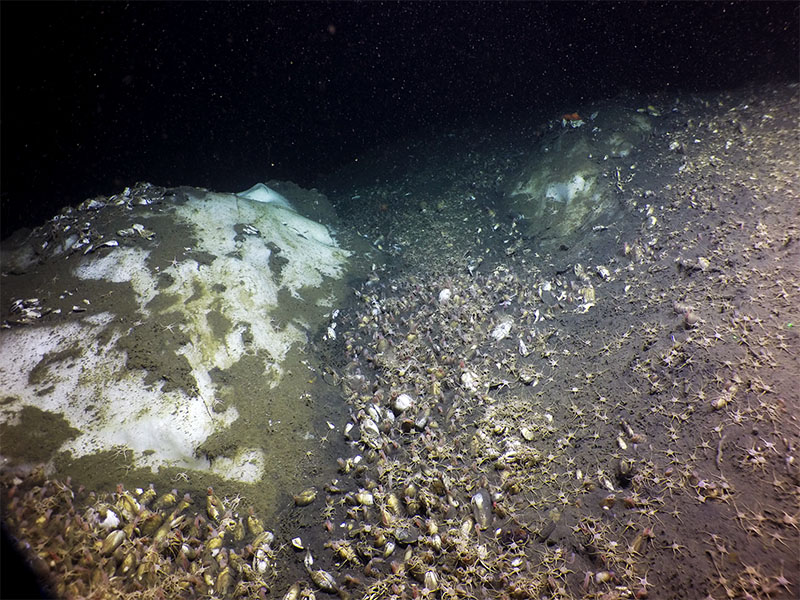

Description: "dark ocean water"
1 2 797 239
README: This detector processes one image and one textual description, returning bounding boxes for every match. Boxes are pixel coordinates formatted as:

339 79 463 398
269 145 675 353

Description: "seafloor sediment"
1 83 798 599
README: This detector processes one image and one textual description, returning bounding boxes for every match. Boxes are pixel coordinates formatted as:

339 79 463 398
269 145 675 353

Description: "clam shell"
311 568 338 593
293 488 317 506
101 529 127 556
471 489 492 530
393 393 413 412
355 490 374 506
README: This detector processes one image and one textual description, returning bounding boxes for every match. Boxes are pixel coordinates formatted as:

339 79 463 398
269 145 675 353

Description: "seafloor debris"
1 467 277 599
4 297 49 326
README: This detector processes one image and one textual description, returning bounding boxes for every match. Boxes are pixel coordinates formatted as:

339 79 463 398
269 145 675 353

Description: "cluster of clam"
336 259 596 441
1 181 165 275
306 468 523 599
3 295 98 329
303 259 622 598
3 297 49 327
1 466 280 599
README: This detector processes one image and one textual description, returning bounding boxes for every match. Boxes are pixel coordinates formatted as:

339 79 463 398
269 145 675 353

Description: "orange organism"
562 112 582 121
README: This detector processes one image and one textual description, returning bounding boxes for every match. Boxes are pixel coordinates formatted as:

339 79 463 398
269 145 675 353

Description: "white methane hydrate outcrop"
506 105 654 243
0 182 352 484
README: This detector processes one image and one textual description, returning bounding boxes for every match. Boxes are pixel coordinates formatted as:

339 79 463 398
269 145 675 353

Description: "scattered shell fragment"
490 317 513 341
601 476 615 492
393 393 413 412
354 490 374 506
360 418 380 441
83 239 119 255
461 371 479 392
471 489 492 530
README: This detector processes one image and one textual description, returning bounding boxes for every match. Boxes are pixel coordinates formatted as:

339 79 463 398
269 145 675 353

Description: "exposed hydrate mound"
0 182 353 485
